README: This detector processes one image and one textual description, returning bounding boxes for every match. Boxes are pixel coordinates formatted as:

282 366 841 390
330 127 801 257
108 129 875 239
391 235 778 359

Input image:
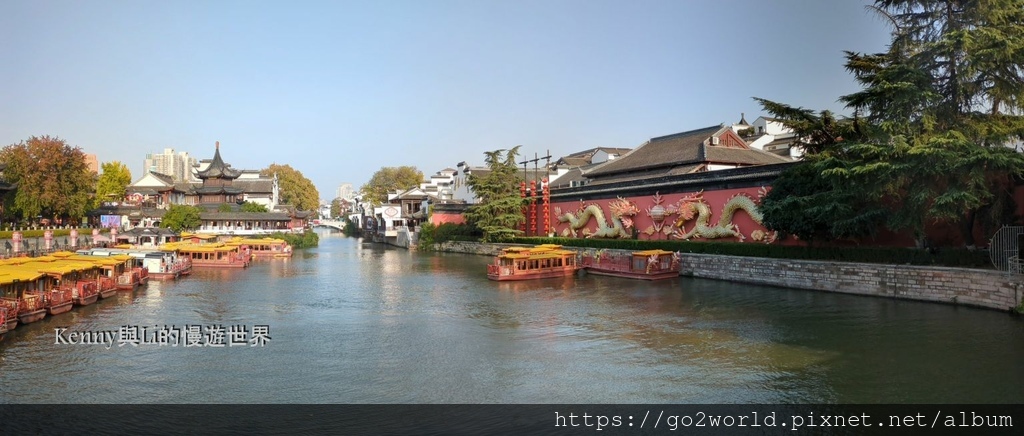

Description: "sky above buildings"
1 0 893 200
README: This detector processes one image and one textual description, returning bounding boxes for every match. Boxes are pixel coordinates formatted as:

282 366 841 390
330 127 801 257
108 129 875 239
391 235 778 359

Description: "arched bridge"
312 219 347 231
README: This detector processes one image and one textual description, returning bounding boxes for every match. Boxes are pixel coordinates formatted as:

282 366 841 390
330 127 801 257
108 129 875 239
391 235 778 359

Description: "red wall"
431 212 466 226
441 181 1024 248
546 187 787 244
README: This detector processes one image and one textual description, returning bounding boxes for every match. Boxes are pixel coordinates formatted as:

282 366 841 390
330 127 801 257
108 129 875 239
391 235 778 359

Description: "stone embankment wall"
434 241 1022 313
677 253 1021 313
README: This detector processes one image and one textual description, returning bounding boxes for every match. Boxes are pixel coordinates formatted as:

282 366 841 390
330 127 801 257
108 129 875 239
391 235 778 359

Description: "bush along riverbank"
270 230 319 249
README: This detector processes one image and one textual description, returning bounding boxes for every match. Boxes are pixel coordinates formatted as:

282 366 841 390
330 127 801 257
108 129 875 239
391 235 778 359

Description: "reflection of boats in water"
581 249 681 280
487 245 579 281
494 275 576 293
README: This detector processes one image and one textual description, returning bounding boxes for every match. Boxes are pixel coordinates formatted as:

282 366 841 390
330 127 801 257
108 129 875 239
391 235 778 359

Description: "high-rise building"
336 183 355 201
143 148 198 183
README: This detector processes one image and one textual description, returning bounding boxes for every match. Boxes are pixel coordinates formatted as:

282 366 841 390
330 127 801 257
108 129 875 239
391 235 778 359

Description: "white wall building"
733 115 804 160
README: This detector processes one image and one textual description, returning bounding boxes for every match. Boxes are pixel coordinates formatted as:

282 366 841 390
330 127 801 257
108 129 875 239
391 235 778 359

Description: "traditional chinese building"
541 124 794 242
581 125 791 185
194 141 244 205
110 142 310 234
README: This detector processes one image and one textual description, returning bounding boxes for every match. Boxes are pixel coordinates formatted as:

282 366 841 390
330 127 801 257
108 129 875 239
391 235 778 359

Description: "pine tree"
464 146 526 242
759 0 1024 247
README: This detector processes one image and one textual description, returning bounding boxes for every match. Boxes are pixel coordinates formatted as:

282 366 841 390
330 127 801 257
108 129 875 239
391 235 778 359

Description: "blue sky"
1 0 892 201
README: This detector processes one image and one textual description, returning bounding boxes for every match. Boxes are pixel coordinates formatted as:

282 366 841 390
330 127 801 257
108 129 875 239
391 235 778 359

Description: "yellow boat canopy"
0 267 45 283
36 260 100 275
67 255 125 267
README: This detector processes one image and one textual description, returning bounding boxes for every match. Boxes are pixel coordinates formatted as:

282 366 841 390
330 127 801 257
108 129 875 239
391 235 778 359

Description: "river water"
1 230 1022 404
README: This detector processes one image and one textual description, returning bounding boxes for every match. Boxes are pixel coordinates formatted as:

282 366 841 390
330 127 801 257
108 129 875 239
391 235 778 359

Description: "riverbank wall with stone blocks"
434 241 1022 313
678 253 1022 313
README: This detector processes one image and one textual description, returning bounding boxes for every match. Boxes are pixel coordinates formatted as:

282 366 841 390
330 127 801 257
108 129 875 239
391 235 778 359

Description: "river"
1 230 1022 404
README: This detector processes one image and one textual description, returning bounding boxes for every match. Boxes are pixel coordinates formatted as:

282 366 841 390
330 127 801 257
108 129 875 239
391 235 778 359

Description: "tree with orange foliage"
0 136 96 224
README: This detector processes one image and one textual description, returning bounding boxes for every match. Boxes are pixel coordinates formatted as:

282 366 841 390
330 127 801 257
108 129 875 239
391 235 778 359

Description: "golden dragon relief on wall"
554 188 778 243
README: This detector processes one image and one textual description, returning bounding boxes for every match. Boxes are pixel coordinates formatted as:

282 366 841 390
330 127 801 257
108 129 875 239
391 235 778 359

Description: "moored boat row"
0 235 294 336
0 253 140 332
486 245 682 282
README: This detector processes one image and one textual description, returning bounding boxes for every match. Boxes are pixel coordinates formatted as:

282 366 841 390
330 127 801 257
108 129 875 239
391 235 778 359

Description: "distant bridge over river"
312 219 347 231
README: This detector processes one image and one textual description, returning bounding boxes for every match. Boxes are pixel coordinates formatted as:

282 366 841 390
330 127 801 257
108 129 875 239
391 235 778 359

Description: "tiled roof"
200 212 292 221
557 157 592 167
585 125 790 179
232 179 275 193
196 142 242 180
87 206 166 217
584 164 703 186
705 146 791 165
549 167 585 189
586 125 722 176
554 147 632 168
150 172 175 185
195 186 244 195
120 227 178 237
549 162 606 188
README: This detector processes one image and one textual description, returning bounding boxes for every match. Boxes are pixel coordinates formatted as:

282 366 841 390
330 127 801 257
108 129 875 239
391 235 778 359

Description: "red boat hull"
149 272 179 281
584 267 679 281
74 293 99 306
47 301 74 316
487 266 578 281
18 308 47 324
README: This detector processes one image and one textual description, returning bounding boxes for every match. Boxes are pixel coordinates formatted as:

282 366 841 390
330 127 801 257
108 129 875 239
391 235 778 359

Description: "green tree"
754 100 890 243
161 204 202 232
359 166 423 206
240 201 269 213
95 161 132 208
217 203 233 212
464 146 525 242
0 135 96 223
759 0 1024 247
261 164 320 214
841 0 1024 246
330 198 344 218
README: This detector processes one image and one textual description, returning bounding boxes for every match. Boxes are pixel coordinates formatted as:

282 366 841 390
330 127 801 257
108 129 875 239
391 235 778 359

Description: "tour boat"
0 299 17 331
37 260 103 307
165 242 250 268
486 244 580 281
45 287 74 315
226 237 293 258
0 268 48 324
116 268 143 291
142 252 192 281
0 307 8 340
107 255 147 291
69 255 127 297
581 249 682 280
